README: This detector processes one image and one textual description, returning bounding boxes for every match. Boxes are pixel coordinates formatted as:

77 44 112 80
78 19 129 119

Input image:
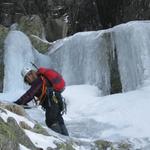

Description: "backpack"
37 67 65 92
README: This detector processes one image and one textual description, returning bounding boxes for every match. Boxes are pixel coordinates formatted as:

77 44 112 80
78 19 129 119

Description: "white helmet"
21 67 32 78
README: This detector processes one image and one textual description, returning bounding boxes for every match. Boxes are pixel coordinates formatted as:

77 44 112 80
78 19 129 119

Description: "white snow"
1 21 150 149
63 85 150 140
0 106 34 128
24 130 57 150
19 144 30 150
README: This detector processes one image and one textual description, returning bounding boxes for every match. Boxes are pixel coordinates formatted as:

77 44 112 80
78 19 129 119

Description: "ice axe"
31 62 38 70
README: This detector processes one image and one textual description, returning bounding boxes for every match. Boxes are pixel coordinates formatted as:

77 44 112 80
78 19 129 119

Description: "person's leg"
60 123 69 136
45 104 63 134
57 115 69 136
45 96 69 136
49 122 62 134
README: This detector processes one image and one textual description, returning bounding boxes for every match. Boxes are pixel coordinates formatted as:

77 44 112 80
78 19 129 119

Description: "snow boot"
50 123 62 134
60 124 69 136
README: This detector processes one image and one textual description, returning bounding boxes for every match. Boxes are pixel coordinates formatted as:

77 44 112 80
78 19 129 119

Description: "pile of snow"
63 85 150 141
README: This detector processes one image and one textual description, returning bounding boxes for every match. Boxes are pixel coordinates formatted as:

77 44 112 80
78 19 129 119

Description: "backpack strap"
38 76 47 104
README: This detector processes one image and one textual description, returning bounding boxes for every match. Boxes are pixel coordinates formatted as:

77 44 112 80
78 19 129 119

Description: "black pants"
44 93 69 136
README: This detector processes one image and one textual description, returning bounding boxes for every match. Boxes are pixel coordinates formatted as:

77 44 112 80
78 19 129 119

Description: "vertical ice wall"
48 21 150 94
48 31 112 95
113 22 150 91
4 31 35 92
3 21 150 95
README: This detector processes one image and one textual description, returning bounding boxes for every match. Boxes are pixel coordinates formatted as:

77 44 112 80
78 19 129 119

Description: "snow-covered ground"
1 84 150 149
1 21 150 149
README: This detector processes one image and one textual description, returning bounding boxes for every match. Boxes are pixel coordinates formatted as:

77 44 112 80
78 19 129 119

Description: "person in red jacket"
14 67 69 136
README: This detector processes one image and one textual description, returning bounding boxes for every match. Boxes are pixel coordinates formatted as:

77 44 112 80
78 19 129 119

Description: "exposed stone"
18 15 44 37
32 123 49 136
45 15 68 42
118 142 132 150
54 142 75 150
0 102 27 116
95 140 113 150
102 31 122 94
0 107 7 114
0 108 43 150
19 121 32 130
0 117 19 150
18 15 48 53
0 134 19 150
95 139 132 150
7 117 38 150
30 35 50 53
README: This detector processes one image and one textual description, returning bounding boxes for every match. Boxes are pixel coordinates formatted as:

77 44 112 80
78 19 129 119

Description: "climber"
14 67 69 136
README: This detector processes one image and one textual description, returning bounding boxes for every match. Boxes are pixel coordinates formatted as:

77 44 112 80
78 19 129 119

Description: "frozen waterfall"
4 31 35 92
3 31 51 93
48 21 150 94
3 21 150 95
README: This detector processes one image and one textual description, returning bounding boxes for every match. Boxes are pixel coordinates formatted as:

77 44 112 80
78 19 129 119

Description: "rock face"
17 15 50 53
0 116 37 150
0 0 150 39
0 25 9 92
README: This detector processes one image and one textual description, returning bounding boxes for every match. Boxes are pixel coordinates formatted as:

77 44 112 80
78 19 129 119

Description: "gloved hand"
13 100 19 104
13 100 22 105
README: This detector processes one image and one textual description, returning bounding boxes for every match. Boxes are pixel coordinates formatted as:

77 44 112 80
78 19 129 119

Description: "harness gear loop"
52 95 58 104
38 76 58 106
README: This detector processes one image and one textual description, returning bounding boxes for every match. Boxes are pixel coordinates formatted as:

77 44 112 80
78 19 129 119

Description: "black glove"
13 100 23 105
13 100 19 104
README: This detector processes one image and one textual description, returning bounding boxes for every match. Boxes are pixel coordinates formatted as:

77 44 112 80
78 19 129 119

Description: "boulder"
18 15 49 53
45 15 68 42
19 121 32 130
0 102 27 116
7 117 38 150
0 134 19 150
32 123 49 136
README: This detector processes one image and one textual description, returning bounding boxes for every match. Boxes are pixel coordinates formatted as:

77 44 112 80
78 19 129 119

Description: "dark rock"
45 15 68 42
0 108 7 114
0 102 27 116
18 15 50 53
32 123 49 136
19 121 32 130
7 117 38 150
0 134 19 150
95 140 113 150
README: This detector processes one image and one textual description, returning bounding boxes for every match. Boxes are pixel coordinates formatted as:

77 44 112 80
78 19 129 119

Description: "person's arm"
14 78 42 105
